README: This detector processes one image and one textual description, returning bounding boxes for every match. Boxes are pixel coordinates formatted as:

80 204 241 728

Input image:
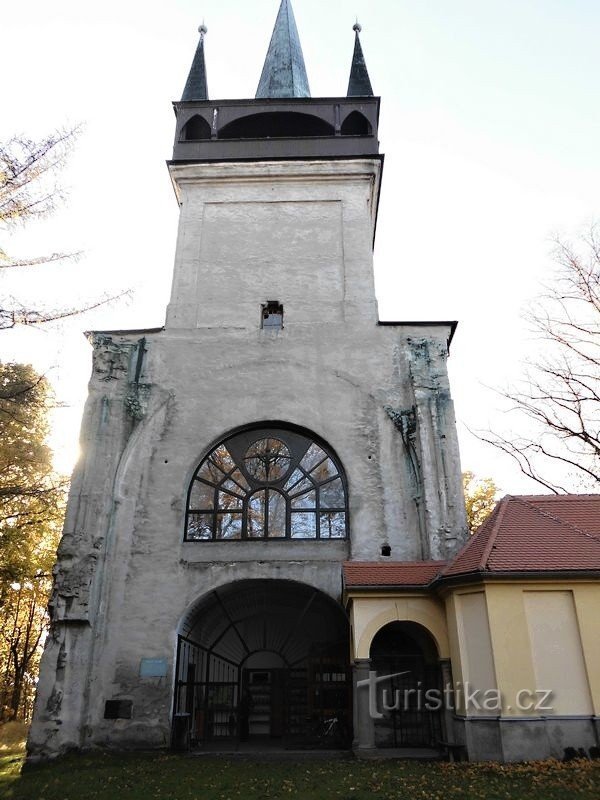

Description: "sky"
1 0 599 493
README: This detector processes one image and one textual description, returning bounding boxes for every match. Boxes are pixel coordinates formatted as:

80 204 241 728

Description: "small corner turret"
171 2 380 163
181 24 209 102
347 23 374 97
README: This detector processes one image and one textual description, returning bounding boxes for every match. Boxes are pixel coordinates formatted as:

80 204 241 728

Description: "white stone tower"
28 1 468 759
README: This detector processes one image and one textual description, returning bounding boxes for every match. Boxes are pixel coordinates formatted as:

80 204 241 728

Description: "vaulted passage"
174 580 351 750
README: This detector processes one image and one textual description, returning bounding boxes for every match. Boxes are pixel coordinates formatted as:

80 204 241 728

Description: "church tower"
28 2 468 759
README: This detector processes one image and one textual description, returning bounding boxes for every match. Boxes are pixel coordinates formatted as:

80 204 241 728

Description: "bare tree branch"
476 226 600 491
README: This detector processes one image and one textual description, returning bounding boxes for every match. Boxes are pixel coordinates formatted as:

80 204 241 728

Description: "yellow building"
345 494 600 761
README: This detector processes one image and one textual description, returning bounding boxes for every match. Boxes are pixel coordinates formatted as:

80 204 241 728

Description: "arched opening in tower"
369 621 444 748
181 115 212 141
218 112 335 140
174 580 352 750
341 111 372 137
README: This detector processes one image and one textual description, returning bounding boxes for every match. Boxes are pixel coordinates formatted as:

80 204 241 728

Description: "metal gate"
370 653 443 748
173 636 351 749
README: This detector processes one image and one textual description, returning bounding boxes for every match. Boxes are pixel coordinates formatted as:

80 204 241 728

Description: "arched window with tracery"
185 428 348 541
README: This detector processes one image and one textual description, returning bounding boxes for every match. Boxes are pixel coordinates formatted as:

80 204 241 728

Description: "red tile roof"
343 495 600 590
444 494 600 577
343 561 446 588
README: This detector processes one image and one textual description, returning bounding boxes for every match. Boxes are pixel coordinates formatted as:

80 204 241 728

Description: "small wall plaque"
140 658 168 678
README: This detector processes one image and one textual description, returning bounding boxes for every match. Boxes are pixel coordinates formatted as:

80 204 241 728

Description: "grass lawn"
1 744 600 800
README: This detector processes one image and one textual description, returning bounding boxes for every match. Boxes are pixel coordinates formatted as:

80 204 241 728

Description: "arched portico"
347 595 450 753
173 579 351 749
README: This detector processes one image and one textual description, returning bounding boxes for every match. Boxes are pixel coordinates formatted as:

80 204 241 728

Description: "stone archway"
173 580 351 750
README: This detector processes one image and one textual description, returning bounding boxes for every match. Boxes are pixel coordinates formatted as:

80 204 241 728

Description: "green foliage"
0 363 66 722
463 471 499 534
0 751 599 800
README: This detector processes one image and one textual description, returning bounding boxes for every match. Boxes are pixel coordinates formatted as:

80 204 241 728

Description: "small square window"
262 301 283 331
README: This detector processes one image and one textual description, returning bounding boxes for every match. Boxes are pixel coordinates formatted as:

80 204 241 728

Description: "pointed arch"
181 115 212 141
341 111 372 137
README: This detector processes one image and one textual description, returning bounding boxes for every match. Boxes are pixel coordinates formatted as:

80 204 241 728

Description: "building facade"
30 2 599 765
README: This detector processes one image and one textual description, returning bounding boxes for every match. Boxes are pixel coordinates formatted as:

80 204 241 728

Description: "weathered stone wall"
28 158 468 759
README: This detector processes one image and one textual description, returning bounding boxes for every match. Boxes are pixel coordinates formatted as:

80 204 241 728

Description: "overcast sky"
2 0 599 491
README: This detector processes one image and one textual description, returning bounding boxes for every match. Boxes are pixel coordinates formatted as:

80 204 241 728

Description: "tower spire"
347 22 373 97
182 23 209 101
256 0 310 99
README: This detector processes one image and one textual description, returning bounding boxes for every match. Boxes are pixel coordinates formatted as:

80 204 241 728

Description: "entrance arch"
369 622 443 749
174 580 351 749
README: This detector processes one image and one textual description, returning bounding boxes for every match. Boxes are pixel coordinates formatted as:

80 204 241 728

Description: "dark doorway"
173 580 352 750
370 622 443 748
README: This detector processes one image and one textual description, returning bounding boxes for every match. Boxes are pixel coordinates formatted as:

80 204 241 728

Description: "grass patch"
0 747 599 800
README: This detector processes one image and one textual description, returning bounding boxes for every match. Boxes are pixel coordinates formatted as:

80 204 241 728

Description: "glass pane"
289 478 313 497
230 469 250 492
198 459 225 485
291 512 317 539
216 513 243 540
248 491 266 538
291 490 316 510
320 478 345 509
268 491 286 538
311 458 338 484
189 480 215 510
222 479 245 498
211 445 236 475
284 469 305 491
187 513 213 541
320 512 346 539
300 443 326 472
244 438 291 482
218 491 243 510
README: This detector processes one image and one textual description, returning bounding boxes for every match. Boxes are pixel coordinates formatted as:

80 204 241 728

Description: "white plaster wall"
166 160 380 329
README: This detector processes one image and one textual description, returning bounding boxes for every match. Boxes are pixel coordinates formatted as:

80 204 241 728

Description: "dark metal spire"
256 0 310 99
347 23 373 97
182 24 209 101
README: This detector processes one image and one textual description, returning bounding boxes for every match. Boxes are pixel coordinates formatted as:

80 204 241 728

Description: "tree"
1 128 123 332
463 472 499 534
0 363 66 721
479 228 600 493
